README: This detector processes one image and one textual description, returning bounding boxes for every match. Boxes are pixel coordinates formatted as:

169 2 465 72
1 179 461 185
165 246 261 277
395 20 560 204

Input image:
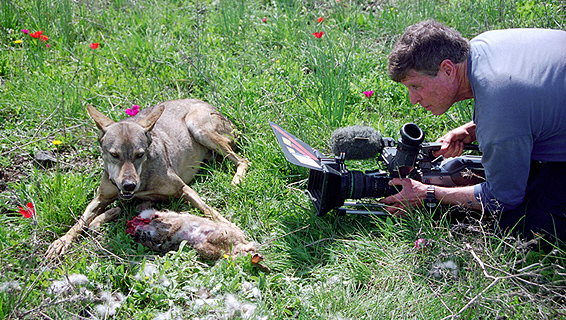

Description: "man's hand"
434 121 477 158
379 178 428 216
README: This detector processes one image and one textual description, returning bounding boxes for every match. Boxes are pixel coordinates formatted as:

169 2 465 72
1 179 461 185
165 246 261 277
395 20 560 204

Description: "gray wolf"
46 99 248 258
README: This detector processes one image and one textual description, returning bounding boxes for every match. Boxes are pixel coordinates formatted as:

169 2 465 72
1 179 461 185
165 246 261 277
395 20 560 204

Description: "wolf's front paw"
45 236 72 259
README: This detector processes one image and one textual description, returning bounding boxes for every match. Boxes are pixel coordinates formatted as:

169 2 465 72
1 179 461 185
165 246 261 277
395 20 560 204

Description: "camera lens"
344 170 398 200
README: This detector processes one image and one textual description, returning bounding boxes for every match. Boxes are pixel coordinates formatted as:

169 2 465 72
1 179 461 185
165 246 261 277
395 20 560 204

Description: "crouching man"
380 20 566 244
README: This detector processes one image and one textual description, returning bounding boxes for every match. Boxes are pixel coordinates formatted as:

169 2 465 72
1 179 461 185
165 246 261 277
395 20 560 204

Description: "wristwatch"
424 186 438 208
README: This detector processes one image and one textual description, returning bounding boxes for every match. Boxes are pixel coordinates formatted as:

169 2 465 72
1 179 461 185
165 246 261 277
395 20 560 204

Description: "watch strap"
425 186 438 208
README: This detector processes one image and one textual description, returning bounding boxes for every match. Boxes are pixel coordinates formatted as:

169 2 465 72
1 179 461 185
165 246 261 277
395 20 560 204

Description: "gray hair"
387 20 470 82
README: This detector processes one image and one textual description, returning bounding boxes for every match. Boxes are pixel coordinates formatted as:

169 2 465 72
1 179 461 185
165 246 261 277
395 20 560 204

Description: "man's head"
387 20 469 82
387 20 471 115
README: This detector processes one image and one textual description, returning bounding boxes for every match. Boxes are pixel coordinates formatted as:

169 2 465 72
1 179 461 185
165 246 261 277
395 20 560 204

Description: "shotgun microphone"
330 126 383 160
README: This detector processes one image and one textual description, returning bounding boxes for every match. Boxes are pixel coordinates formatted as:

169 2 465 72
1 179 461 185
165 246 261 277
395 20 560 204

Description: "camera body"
270 122 485 216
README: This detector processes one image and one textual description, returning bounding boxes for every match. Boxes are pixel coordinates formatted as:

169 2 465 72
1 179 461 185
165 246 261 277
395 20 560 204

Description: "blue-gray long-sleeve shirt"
468 28 566 211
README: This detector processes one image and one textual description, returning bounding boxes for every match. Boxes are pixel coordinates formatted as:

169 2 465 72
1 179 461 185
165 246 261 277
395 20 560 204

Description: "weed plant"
0 0 565 319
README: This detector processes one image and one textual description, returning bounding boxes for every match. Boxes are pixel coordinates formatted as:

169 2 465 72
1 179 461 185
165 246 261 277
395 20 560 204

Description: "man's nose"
408 91 421 105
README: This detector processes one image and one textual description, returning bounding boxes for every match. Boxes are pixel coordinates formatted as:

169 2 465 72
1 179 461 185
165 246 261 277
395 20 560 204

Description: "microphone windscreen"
330 126 383 160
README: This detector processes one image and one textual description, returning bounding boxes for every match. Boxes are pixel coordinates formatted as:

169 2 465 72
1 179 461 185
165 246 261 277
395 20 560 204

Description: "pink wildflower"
21 29 30 34
363 90 374 98
125 104 140 116
414 238 429 249
261 17 267 23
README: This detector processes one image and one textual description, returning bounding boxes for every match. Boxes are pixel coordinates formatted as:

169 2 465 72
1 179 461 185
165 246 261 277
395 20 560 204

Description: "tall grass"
302 27 356 127
0 0 565 319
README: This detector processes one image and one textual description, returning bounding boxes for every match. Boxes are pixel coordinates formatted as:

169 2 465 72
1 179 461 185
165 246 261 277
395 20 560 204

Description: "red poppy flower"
18 202 35 218
40 35 48 42
317 17 324 23
90 42 99 49
30 30 43 39
313 31 324 38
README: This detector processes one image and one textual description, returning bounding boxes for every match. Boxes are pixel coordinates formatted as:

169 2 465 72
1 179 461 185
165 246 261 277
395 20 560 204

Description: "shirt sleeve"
473 134 533 211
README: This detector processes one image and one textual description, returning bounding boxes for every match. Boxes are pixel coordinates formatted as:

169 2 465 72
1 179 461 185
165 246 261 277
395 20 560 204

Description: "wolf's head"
86 104 165 200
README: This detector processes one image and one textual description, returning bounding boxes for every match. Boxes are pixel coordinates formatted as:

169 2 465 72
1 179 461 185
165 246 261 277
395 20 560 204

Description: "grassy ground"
1 0 565 319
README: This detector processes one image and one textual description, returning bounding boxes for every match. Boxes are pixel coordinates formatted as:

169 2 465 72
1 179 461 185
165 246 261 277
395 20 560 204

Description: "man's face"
400 69 458 115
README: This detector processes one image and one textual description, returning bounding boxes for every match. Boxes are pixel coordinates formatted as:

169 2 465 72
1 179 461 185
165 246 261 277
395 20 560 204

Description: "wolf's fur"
46 99 248 258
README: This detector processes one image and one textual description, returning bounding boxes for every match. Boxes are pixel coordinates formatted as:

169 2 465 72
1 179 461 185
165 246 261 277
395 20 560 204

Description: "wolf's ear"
86 104 115 131
138 105 165 131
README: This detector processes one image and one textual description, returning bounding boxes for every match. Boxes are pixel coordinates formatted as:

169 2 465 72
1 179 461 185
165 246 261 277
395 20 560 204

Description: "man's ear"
439 59 456 78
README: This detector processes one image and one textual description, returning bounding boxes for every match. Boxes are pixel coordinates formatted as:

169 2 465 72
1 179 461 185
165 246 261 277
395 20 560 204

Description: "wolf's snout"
118 161 139 194
122 180 137 192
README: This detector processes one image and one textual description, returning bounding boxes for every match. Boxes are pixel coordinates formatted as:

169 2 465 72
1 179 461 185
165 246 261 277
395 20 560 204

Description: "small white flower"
153 306 183 320
134 263 159 280
193 298 218 312
0 281 21 293
49 273 89 295
326 275 340 285
250 287 261 299
430 260 458 278
134 263 170 287
95 291 124 318
67 273 89 285
241 281 253 291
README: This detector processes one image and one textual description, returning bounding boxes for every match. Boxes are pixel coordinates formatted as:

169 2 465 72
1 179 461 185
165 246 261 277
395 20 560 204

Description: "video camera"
270 122 484 216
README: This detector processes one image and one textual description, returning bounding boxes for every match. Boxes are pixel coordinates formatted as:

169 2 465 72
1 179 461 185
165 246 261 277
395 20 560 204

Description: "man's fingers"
432 138 456 157
452 141 463 156
380 192 408 206
388 178 403 186
433 141 450 157
379 195 395 205
438 141 465 158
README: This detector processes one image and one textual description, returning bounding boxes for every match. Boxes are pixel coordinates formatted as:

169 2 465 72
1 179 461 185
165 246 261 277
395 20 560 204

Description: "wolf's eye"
136 152 145 159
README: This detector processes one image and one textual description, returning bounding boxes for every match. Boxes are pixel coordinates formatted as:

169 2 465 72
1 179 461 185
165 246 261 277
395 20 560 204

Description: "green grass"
1 0 565 318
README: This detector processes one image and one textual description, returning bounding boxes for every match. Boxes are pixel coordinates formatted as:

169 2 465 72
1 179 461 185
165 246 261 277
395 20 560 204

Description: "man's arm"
379 178 480 215
435 184 480 209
